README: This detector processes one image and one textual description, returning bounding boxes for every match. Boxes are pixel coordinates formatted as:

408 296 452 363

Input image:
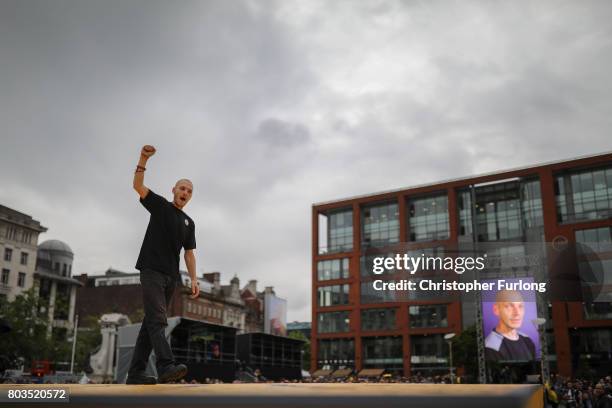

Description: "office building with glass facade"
312 152 612 378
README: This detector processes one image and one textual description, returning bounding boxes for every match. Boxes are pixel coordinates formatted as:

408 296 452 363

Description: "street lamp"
444 333 456 383
531 318 547 384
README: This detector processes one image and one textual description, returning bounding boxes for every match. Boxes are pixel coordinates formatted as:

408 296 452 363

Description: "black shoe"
126 372 157 384
158 364 187 383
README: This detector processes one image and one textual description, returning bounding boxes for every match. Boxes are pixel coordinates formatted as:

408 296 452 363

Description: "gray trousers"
128 268 177 375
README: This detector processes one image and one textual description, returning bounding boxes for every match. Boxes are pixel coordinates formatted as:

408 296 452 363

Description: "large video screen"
264 293 287 336
481 277 541 362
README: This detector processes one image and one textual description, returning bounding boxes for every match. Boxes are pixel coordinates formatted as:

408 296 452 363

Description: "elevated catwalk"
1 383 543 408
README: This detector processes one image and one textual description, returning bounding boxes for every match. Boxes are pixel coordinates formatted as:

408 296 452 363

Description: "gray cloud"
256 118 310 150
1 0 612 321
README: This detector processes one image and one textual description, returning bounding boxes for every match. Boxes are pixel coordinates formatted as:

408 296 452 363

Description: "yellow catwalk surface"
0 383 543 408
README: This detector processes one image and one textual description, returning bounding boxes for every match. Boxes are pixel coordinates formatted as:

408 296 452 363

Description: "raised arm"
133 145 156 199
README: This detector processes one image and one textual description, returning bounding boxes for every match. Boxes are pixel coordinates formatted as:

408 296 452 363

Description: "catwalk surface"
1 383 544 408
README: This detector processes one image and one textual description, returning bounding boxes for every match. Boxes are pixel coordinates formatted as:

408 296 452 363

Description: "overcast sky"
1 0 612 321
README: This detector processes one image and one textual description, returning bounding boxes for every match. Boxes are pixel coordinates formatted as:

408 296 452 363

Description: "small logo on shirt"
184 219 189 226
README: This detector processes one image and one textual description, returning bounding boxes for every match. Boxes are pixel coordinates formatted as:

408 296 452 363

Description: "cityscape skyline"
2 1 612 321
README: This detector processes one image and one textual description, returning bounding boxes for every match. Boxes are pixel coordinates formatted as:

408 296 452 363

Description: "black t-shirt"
135 190 196 278
485 330 536 362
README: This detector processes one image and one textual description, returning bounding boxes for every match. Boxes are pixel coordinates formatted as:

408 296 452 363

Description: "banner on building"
264 293 287 336
481 277 541 362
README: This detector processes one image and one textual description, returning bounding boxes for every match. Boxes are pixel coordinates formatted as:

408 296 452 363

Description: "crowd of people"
545 374 612 408
3 367 612 408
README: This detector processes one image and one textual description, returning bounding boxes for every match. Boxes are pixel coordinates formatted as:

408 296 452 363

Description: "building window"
556 166 612 223
360 282 396 304
576 227 612 253
458 189 473 236
329 210 353 253
317 258 349 281
54 262 60 272
474 181 522 242
5 226 17 240
317 338 354 367
575 227 612 311
521 179 544 228
4 248 12 262
62 264 67 277
408 193 450 241
361 308 396 331
409 305 448 328
317 284 349 307
318 209 353 255
569 328 612 375
459 179 543 241
18 272 26 288
20 252 28 266
317 311 350 333
21 231 32 244
362 202 399 248
1 269 9 285
411 334 448 366
583 303 612 320
362 336 403 370
68 265 72 276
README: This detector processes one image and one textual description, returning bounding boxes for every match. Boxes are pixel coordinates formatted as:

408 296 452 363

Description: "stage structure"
0 383 545 408
237 332 304 380
116 317 238 383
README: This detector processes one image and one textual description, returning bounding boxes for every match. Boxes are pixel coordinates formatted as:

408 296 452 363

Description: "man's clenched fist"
190 280 200 299
141 145 156 158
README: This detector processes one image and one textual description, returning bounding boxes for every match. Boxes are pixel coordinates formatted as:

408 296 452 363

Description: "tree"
128 307 144 324
288 331 310 371
452 325 479 382
73 315 102 373
0 288 55 371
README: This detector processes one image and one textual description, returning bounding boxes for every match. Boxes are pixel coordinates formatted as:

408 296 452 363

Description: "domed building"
34 239 82 337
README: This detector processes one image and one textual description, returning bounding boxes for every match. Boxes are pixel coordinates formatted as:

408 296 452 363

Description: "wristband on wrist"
136 165 146 171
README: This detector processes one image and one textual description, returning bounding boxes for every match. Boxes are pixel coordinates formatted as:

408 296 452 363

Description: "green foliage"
73 315 102 373
288 330 310 370
452 325 479 381
0 288 98 373
0 288 54 370
128 308 144 323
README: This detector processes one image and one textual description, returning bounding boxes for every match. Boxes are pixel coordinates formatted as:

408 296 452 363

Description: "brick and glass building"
311 152 612 378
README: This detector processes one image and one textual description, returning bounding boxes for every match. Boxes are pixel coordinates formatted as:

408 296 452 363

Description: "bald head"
495 289 524 303
172 179 193 209
175 178 193 188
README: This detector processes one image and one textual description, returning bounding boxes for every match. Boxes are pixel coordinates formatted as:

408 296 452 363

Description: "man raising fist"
126 145 199 384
